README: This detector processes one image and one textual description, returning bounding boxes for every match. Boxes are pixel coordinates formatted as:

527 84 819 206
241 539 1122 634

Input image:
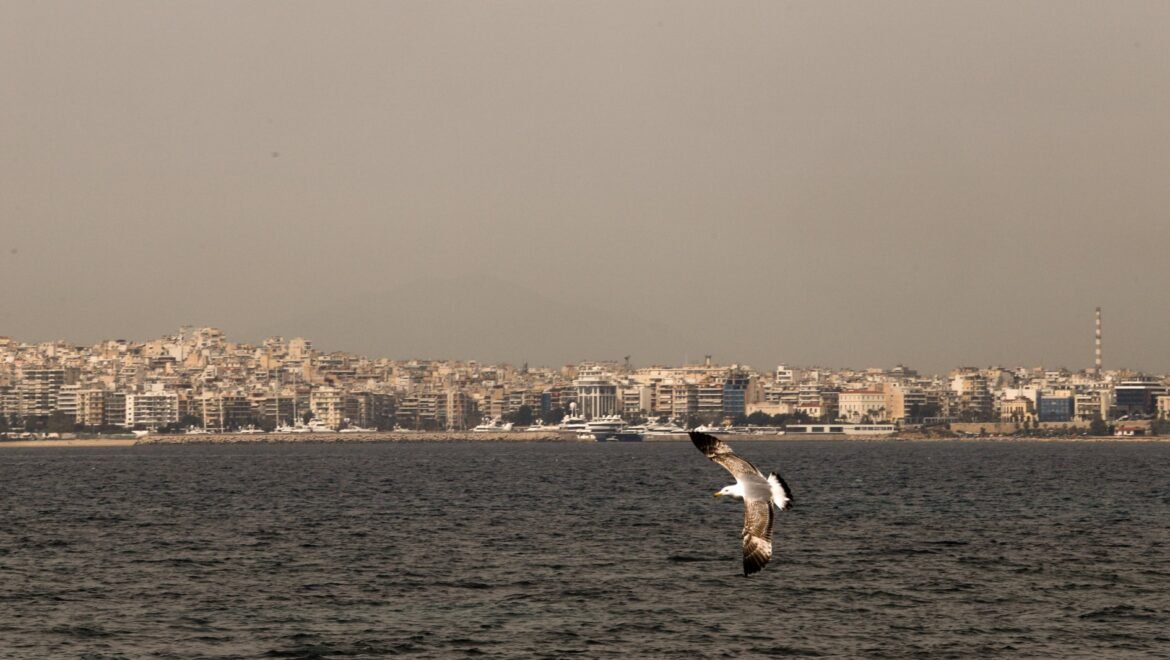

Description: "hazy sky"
3 1 1169 374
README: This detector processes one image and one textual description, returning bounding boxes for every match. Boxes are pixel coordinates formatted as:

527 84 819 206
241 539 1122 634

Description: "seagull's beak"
713 491 722 497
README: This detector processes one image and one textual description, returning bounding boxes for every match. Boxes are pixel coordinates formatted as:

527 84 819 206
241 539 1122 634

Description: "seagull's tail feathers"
768 472 793 511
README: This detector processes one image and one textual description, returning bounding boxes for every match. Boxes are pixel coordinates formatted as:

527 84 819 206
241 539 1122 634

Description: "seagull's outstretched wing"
689 431 761 480
742 499 774 576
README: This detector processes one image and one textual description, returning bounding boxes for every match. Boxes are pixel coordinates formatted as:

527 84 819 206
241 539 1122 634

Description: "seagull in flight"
690 431 793 576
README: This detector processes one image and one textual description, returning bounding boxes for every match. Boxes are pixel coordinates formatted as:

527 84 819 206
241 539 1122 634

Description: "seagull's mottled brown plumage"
690 431 793 576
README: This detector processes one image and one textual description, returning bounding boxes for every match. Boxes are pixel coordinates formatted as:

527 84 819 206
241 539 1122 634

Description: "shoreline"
0 438 138 448
3 431 1166 447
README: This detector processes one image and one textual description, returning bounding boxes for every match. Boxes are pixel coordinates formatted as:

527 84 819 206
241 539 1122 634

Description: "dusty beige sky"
2 1 1168 374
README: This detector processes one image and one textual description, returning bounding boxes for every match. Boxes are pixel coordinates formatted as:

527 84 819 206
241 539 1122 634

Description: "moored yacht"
644 422 688 438
558 415 588 432
472 418 514 432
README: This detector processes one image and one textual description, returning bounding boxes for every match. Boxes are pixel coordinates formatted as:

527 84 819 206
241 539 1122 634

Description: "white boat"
472 418 514 432
184 427 212 435
585 415 627 435
581 415 635 440
558 415 588 432
644 422 687 437
274 420 335 433
785 423 895 436
238 426 266 434
339 425 376 433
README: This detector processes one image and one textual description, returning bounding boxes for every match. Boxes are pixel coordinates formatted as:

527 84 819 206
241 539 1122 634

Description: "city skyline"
0 318 1164 378
3 325 1167 436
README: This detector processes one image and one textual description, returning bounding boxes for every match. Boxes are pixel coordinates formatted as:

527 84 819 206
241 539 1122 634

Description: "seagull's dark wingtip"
689 431 719 454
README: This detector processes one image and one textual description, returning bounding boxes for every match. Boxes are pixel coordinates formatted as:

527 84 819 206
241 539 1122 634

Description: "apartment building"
838 389 887 422
125 390 179 428
18 367 65 418
309 386 345 430
76 389 108 427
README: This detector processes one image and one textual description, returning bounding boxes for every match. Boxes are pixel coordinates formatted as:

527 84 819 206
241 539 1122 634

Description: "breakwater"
136 431 923 445
136 430 576 444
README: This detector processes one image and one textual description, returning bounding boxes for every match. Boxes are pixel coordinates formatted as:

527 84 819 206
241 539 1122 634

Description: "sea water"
2 440 1168 658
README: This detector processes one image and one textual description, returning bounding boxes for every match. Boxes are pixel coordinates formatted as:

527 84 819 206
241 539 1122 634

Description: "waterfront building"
950 370 994 421
697 379 724 418
722 371 751 419
125 389 179 429
397 391 441 428
104 392 127 428
442 389 475 430
309 386 345 430
197 393 252 432
575 370 618 420
345 391 394 429
747 401 796 418
1157 394 1170 420
881 382 910 422
57 384 80 421
483 386 506 420
1000 397 1036 423
838 389 886 422
0 384 20 423
620 384 652 417
18 367 65 418
653 379 697 419
1037 394 1074 423
794 399 825 420
1075 391 1109 422
76 389 108 428
504 389 537 416
1114 379 1167 417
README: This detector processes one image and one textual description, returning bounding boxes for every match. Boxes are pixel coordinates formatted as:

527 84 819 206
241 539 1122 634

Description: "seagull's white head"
714 484 744 499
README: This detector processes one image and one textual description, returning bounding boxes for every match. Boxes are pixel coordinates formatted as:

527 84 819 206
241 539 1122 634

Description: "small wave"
1080 605 1163 622
667 554 719 562
749 644 825 656
50 624 112 638
264 644 332 659
436 580 492 590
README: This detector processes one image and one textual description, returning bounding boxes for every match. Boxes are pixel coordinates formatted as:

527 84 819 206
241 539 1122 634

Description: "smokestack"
1095 307 1102 373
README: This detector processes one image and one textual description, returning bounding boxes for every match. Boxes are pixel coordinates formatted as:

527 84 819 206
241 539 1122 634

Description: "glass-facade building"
723 372 750 418
1037 395 1073 423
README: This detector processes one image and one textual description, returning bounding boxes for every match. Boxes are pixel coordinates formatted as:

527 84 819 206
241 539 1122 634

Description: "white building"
125 389 179 428
838 389 887 422
574 371 618 420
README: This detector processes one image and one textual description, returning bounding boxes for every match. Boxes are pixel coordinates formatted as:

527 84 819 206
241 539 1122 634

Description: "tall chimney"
1095 307 1102 373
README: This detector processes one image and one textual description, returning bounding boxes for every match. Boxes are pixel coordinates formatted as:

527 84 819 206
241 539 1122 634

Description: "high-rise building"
125 390 179 428
18 368 64 418
722 371 751 418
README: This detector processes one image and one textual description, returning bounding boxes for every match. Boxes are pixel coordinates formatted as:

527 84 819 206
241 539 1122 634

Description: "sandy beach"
0 438 138 448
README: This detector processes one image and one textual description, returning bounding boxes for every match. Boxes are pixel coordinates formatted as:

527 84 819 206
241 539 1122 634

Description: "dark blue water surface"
2 440 1169 658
